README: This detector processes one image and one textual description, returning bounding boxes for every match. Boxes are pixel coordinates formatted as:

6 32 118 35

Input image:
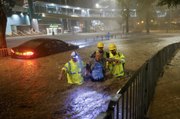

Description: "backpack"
91 61 104 81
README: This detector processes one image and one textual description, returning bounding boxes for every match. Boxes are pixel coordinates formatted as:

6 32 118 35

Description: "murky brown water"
0 33 180 119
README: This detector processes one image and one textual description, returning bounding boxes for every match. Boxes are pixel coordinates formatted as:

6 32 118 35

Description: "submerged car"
11 38 79 59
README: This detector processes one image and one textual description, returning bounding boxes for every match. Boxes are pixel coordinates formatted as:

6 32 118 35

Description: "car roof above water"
21 38 62 47
30 38 59 42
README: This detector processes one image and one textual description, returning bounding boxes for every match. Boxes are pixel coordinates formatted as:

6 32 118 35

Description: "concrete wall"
6 13 30 35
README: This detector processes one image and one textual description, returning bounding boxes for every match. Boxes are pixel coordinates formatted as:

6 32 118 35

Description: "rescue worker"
90 42 109 59
86 51 106 81
107 43 125 78
58 51 85 85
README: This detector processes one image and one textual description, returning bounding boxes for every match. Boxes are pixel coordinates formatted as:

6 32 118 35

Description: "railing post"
0 48 10 57
106 94 121 119
144 61 150 118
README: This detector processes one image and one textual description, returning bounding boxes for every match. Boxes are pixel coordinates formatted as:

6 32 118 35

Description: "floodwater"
0 33 180 119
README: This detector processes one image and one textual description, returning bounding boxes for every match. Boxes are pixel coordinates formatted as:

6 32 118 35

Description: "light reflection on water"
15 59 48 104
67 40 97 49
20 60 38 81
64 87 111 119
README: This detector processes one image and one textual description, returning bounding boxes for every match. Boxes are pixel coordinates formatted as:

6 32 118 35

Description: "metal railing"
96 42 180 119
0 48 11 57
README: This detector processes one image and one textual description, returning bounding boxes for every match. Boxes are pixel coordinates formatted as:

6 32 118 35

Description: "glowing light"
96 3 100 8
171 21 177 24
64 5 70 8
71 15 78 17
10 49 15 53
42 13 46 17
20 12 24 17
49 3 55 6
23 51 34 56
72 55 79 59
75 7 81 10
27 60 34 66
141 21 144 24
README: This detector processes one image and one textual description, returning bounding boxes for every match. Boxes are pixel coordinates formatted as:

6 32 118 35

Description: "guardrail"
0 48 11 57
96 42 180 119
66 32 123 46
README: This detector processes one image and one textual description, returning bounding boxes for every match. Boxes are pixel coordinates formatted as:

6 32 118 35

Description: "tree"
157 0 180 33
136 0 156 33
0 0 15 49
158 0 180 7
118 0 132 33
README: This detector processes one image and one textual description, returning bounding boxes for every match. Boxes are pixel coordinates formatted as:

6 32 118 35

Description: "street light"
96 3 100 8
42 13 46 17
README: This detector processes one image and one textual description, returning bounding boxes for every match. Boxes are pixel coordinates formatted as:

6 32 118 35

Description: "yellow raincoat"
62 59 85 85
108 52 125 77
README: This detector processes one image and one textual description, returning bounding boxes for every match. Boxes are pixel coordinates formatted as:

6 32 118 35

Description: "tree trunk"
0 7 7 48
145 14 150 34
146 17 150 34
125 9 129 33
126 15 129 33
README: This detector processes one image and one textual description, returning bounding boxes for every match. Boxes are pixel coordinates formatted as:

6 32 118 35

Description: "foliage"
117 0 133 33
136 0 156 17
0 0 16 16
0 0 15 48
135 0 157 33
158 0 180 7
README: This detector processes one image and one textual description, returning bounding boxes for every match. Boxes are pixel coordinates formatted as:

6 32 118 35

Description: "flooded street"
0 33 180 119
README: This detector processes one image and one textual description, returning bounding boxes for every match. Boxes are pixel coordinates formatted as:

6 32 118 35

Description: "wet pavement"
148 50 180 119
0 33 180 119
6 32 115 48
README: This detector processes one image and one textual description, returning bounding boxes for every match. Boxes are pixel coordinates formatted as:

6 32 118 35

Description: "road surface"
0 33 180 119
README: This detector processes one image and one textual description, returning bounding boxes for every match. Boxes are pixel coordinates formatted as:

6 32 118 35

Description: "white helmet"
71 51 78 58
